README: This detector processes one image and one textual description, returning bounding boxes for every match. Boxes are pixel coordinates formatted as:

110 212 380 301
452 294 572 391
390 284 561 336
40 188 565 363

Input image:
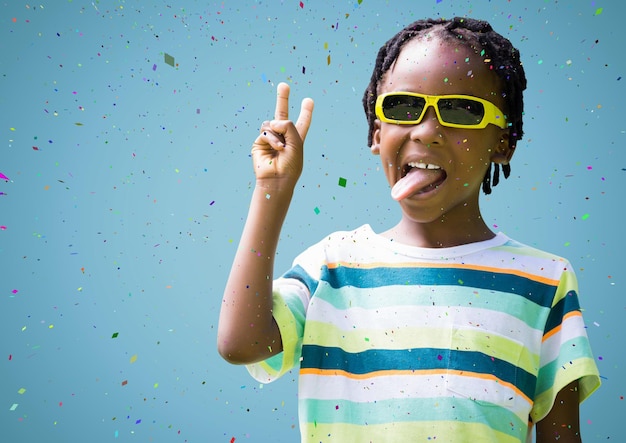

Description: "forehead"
381 35 503 100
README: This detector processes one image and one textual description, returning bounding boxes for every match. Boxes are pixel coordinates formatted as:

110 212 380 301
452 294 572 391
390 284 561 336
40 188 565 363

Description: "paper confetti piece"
18 388 26 394
121 380 128 386
130 354 137 364
338 177 347 187
111 332 119 338
314 207 320 214
9 404 18 411
327 54 331 65
595 7 603 15
0 172 9 181
164 53 175 67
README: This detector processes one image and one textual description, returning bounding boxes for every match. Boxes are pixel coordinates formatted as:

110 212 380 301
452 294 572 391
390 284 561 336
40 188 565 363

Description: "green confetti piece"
338 177 347 187
595 7 603 15
314 207 320 214
164 53 175 67
112 332 119 338
582 213 590 220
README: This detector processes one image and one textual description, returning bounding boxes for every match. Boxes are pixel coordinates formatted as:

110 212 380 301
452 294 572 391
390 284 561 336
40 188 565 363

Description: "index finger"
295 97 315 142
274 82 290 120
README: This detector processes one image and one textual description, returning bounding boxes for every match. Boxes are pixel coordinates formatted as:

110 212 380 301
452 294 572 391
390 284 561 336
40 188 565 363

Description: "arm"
217 83 314 365
536 379 581 442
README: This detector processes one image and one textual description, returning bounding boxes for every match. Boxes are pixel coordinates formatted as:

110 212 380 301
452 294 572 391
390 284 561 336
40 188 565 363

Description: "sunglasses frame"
375 92 508 129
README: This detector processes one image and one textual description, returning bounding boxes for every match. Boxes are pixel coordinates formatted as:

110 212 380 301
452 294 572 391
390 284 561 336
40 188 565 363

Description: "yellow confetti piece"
49 324 54 329
154 382 159 388
18 388 26 394
327 54 331 65
130 354 138 364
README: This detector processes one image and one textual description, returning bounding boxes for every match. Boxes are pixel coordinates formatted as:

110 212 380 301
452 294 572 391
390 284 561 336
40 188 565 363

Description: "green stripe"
302 397 527 439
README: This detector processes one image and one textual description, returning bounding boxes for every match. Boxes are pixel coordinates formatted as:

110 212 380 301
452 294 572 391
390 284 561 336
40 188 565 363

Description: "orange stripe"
542 310 582 342
325 261 560 287
300 368 532 404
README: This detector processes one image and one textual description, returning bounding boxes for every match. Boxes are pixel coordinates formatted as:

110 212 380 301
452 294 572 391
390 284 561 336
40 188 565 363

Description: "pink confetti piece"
0 172 9 181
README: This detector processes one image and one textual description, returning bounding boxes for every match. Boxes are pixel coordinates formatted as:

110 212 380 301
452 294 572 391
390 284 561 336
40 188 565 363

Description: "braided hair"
362 17 527 194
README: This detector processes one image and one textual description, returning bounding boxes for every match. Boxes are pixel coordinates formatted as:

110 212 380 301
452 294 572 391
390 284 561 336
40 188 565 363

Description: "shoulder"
492 234 575 277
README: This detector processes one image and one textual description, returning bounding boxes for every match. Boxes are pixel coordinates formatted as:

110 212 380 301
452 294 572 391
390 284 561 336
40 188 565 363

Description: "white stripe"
305 296 543 347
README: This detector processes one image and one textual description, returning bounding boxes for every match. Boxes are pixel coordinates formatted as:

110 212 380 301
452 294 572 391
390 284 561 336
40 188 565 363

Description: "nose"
410 105 442 146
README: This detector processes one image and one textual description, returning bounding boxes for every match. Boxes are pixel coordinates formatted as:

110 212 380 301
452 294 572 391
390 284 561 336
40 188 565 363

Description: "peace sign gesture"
251 83 314 187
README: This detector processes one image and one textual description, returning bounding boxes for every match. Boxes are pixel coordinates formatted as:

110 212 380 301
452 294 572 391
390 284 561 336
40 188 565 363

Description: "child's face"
372 36 511 226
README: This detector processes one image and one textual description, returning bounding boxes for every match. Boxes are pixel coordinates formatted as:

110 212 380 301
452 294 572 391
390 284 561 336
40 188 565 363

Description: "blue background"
1 1 623 441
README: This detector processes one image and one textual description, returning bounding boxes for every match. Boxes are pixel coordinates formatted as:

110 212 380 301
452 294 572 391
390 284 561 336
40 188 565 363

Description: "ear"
490 130 514 165
370 120 382 155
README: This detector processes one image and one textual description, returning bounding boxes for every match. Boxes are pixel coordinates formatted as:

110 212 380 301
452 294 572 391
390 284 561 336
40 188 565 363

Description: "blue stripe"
282 264 319 294
543 290 581 335
301 344 536 401
321 265 555 308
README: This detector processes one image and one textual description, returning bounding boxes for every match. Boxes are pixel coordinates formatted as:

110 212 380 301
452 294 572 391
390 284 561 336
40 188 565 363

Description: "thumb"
295 97 314 142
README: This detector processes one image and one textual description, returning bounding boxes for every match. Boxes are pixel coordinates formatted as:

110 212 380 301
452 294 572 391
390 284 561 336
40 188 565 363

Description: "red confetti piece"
299 1 304 8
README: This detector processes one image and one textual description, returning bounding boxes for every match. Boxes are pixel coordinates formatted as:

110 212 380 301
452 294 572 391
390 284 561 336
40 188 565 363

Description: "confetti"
164 53 175 67
314 207 320 214
18 388 26 394
111 332 119 338
129 354 137 364
0 172 9 181
338 177 347 187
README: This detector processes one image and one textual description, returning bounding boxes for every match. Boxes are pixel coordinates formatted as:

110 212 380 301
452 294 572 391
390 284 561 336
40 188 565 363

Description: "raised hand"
251 82 314 186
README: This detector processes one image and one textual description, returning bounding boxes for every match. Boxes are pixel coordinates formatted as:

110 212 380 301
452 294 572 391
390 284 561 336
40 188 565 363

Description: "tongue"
391 168 445 201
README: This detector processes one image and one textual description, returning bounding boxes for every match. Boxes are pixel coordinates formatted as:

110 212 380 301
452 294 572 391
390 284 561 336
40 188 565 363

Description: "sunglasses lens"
438 98 485 125
382 95 425 122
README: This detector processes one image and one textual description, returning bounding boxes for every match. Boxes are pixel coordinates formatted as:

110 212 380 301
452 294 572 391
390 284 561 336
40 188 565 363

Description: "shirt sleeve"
530 267 601 422
246 258 320 383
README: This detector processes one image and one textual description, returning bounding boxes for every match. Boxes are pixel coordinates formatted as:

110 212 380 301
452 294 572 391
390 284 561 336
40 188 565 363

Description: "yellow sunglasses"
375 92 507 129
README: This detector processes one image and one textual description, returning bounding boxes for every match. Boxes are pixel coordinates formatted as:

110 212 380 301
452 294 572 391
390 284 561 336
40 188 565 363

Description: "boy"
218 17 600 442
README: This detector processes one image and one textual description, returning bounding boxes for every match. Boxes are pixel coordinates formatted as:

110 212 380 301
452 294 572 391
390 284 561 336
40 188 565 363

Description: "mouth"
392 161 448 200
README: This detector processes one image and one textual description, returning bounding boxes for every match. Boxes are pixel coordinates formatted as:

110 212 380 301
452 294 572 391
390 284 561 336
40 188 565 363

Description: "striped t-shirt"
247 225 600 442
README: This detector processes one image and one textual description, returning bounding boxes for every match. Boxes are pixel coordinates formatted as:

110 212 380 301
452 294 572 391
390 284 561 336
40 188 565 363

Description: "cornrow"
362 17 526 194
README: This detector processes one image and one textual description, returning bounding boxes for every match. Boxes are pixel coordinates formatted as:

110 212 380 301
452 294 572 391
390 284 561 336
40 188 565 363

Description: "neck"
382 214 496 248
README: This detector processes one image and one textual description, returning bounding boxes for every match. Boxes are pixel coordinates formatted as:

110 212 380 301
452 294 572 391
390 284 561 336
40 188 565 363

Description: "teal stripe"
312 280 550 331
301 345 536 401
544 290 580 335
282 264 319 293
320 265 556 307
302 397 527 439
